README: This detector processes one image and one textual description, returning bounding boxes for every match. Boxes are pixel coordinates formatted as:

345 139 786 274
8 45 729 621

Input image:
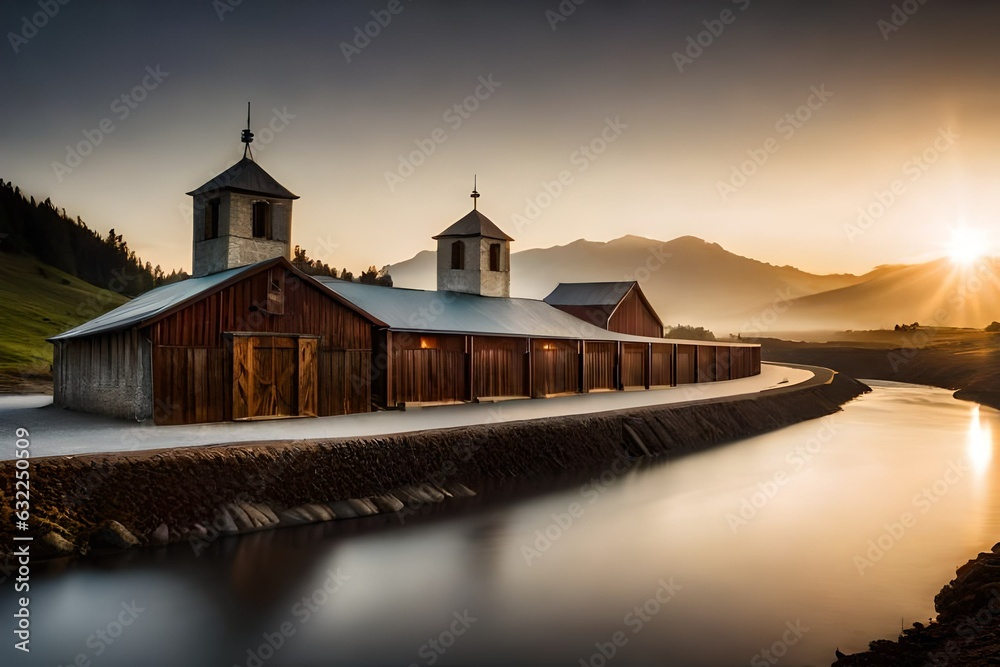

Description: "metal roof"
186 157 299 199
50 262 749 348
543 281 637 307
432 209 513 241
49 263 264 341
316 279 666 343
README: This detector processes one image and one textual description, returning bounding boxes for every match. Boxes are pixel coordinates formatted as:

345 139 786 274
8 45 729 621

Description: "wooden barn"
50 126 761 425
544 281 664 338
51 256 381 424
317 197 759 408
50 142 385 425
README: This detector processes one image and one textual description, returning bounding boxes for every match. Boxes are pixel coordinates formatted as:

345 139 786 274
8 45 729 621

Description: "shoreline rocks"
834 547 1000 666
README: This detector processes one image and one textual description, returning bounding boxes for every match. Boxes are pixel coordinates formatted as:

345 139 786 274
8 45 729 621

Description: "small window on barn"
252 201 272 239
266 270 284 315
489 243 501 271
451 240 465 270
204 198 220 240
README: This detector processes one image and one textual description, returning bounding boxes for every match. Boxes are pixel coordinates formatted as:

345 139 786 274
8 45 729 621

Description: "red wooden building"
51 257 380 424
50 128 761 425
543 281 664 338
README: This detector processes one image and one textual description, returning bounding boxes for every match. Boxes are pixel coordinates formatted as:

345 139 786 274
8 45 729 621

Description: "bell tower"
433 179 513 297
187 104 299 277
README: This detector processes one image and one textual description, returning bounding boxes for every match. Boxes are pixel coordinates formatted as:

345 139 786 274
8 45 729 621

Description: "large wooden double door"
232 334 318 420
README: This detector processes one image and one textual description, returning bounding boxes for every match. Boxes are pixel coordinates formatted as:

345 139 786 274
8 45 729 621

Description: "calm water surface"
3 382 999 667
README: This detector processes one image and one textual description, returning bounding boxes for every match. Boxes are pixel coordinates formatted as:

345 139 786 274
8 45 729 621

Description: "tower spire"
241 102 255 160
470 175 480 210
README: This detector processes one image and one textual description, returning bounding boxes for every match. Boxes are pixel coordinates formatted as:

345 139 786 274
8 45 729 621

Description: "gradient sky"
2 0 999 277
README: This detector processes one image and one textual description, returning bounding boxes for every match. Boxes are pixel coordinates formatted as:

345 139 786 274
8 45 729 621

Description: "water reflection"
5 383 1000 667
967 404 994 475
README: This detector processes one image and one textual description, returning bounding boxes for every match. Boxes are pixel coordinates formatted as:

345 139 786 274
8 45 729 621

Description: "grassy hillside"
0 252 128 391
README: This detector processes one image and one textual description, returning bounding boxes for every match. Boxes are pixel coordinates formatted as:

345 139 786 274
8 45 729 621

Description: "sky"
1 0 999 277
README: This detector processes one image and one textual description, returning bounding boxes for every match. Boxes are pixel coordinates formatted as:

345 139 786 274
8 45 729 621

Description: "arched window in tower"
252 201 272 239
451 240 465 270
204 198 220 240
489 243 501 271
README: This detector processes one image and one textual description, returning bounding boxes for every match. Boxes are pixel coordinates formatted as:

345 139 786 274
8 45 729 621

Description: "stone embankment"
0 368 868 561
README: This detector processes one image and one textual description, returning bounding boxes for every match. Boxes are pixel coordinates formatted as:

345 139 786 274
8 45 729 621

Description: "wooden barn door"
297 337 318 417
253 336 297 417
232 335 318 420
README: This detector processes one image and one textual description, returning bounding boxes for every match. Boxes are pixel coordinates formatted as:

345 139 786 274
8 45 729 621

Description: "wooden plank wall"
319 348 372 415
585 341 617 391
472 336 528 399
697 345 718 382
608 291 663 338
149 268 373 424
650 343 674 387
154 347 229 424
531 339 579 397
620 343 647 388
391 334 466 404
729 347 755 380
715 346 732 381
676 344 697 384
149 271 371 349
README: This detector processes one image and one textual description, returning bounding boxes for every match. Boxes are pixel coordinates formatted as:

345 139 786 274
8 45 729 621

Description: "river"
3 381 998 666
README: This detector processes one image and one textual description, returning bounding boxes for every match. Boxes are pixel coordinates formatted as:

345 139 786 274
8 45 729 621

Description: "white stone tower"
187 106 299 277
433 181 513 297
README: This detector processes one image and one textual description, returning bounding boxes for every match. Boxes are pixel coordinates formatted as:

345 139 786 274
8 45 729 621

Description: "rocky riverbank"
834 546 1000 666
0 369 868 561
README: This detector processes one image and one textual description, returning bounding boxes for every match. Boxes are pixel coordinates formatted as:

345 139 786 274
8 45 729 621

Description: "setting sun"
946 227 990 266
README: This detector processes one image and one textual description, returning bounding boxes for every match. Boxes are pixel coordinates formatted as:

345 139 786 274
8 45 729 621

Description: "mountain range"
387 235 1000 333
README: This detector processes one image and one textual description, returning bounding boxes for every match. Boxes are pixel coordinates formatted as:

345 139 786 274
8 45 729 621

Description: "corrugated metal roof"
315 279 663 343
544 281 636 307
186 157 299 199
432 209 513 241
50 262 264 341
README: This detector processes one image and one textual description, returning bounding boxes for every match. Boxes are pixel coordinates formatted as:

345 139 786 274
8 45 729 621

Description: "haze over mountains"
388 236 1000 333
